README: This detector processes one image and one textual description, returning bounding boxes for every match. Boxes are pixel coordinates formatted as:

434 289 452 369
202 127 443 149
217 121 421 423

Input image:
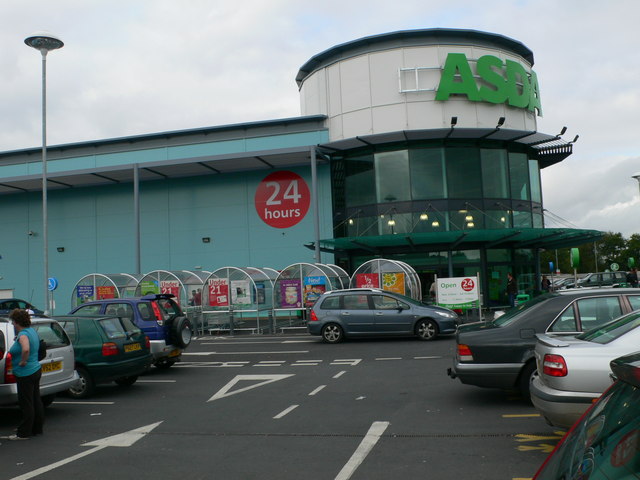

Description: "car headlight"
434 310 455 318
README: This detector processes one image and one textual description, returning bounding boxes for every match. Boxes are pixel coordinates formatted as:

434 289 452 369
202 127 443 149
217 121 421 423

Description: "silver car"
0 316 79 406
531 310 640 428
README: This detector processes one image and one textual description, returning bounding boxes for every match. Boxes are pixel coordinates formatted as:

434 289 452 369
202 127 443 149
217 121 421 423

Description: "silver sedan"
531 310 640 429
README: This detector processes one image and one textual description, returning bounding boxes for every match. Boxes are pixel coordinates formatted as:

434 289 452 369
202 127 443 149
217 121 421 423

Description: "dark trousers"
16 368 44 437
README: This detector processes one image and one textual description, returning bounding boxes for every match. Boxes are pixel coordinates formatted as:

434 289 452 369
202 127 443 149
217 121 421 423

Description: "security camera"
28 230 34 236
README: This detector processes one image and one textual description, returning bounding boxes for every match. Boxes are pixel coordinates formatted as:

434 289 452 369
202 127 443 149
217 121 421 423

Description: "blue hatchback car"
69 294 192 368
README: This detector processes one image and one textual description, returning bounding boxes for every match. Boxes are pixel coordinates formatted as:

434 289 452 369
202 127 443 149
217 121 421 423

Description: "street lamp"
25 32 64 315
633 172 640 198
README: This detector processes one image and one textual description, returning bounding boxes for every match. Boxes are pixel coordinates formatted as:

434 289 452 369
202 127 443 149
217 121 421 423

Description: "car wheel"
321 323 343 344
155 359 176 369
171 317 193 349
415 319 438 341
41 394 55 407
115 375 138 387
68 367 95 399
518 361 537 401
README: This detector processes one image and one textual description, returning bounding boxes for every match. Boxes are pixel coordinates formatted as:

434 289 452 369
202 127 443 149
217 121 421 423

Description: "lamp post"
25 32 64 315
633 173 640 198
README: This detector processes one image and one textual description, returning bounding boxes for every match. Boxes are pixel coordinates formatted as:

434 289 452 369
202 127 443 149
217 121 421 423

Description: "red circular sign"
461 278 475 292
255 171 310 229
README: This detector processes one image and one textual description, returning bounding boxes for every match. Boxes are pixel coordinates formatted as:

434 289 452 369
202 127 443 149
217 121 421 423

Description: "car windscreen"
534 379 640 479
576 311 640 344
32 321 71 348
492 293 557 327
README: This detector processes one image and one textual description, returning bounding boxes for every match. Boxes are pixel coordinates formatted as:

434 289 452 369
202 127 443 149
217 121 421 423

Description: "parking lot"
0 334 562 479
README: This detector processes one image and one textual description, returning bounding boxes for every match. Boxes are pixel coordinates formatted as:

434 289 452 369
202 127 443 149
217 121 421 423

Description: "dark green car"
54 316 152 398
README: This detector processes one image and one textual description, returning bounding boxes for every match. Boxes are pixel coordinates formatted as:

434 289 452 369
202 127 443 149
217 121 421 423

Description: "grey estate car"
0 316 79 406
307 288 459 343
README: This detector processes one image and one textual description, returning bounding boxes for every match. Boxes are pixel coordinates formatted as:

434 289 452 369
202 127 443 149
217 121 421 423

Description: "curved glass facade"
332 143 543 238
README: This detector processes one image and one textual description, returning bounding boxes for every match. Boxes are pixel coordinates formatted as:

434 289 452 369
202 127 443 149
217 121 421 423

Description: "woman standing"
5 309 44 440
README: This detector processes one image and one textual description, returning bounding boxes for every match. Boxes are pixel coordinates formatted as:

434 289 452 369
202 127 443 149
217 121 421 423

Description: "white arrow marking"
335 421 389 480
208 374 294 402
10 422 163 480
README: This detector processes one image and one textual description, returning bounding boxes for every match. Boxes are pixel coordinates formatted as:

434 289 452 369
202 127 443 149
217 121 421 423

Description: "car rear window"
156 299 181 318
577 311 640 344
33 322 71 348
320 296 341 310
628 295 640 311
98 318 128 339
72 304 102 315
492 293 556 327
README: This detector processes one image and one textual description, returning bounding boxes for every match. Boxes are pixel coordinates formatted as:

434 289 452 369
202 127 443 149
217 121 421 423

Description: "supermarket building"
0 28 602 311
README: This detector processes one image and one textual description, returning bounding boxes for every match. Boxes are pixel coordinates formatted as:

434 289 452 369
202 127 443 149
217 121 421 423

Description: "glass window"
72 304 102 315
528 160 542 202
345 154 375 206
549 304 578 332
481 149 509 198
320 296 341 310
487 249 511 262
576 296 622 331
509 152 529 200
629 296 640 310
33 322 71 348
410 148 446 199
446 148 482 198
513 210 532 228
577 311 640 344
375 150 410 202
532 213 543 228
343 294 370 310
372 295 401 310
99 317 127 339
105 303 134 321
59 321 77 342
137 303 154 321
486 210 511 229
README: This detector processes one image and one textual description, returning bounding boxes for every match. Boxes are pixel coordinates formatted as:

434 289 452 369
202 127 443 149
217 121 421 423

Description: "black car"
533 351 640 479
447 288 640 399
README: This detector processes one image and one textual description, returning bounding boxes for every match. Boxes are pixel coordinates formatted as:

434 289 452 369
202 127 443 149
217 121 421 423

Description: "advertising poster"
231 280 251 305
97 285 116 299
161 280 181 304
303 276 326 307
435 277 479 310
208 278 229 307
382 272 405 295
77 285 94 303
280 279 302 308
140 281 159 295
355 273 379 289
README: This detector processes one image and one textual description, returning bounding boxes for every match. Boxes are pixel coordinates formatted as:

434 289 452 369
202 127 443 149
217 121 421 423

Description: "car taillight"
4 353 16 383
145 336 150 350
310 310 319 322
151 302 164 326
457 344 473 361
102 342 119 356
543 354 568 377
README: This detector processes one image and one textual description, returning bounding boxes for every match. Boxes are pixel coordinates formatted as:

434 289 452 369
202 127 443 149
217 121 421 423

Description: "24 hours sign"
435 276 479 310
255 171 310 228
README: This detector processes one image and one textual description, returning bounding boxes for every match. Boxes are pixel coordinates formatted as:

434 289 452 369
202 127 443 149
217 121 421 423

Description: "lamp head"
25 31 64 52
632 172 640 182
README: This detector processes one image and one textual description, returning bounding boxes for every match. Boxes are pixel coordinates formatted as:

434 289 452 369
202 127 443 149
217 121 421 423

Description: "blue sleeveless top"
9 327 41 377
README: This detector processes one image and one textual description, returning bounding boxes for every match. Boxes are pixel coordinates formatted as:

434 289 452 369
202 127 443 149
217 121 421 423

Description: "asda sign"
436 53 542 116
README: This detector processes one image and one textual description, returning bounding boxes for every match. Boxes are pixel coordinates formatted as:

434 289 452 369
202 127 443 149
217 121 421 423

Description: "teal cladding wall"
0 165 333 313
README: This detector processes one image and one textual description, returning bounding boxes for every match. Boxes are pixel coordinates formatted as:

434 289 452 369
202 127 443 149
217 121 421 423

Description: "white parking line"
331 359 362 366
333 371 347 379
254 361 286 367
375 357 402 361
53 401 114 405
273 404 299 419
137 379 177 383
308 385 326 396
414 356 442 359
184 350 309 355
292 360 322 366
335 421 390 480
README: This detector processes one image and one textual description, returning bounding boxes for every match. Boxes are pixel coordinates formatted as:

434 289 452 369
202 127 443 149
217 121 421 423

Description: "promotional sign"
160 281 180 303
382 272 405 295
280 279 302 308
140 281 159 295
355 273 379 289
97 285 116 300
208 278 229 307
570 248 580 269
254 171 311 229
231 280 251 305
303 276 326 307
77 285 94 303
255 283 266 305
435 277 479 310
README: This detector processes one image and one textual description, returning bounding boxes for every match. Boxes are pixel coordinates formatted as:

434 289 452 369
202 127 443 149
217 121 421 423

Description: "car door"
32 321 75 388
340 294 375 334
371 294 412 333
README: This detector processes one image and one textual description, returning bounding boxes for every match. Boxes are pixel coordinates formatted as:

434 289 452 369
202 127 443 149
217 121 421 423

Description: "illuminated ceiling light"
458 209 468 214
432 220 440 227
420 213 428 221
500 216 506 223
348 219 354 225
387 219 396 226
466 222 475 228
465 215 473 222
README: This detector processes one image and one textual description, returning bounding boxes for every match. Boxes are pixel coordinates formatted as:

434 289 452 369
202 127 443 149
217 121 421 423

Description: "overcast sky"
1 0 638 237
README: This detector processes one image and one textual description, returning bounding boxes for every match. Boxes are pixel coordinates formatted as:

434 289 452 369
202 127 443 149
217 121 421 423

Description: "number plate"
124 343 141 352
168 349 180 357
42 361 62 373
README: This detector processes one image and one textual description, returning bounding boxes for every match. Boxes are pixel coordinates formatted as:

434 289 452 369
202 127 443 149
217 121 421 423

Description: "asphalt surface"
0 333 562 479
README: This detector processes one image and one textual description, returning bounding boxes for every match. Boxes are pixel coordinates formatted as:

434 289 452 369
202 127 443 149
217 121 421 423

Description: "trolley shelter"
135 270 210 307
71 273 143 308
350 259 422 300
200 266 276 334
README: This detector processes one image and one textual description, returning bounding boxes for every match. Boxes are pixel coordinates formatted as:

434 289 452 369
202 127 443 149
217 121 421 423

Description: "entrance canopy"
202 267 275 312
350 259 421 300
317 228 604 255
273 263 348 310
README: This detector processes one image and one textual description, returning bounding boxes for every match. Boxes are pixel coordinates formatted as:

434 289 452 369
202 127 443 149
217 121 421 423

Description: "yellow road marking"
515 433 563 442
502 413 541 418
517 444 555 453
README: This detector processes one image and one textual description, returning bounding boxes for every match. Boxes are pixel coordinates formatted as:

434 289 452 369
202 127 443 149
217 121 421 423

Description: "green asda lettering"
436 53 542 116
